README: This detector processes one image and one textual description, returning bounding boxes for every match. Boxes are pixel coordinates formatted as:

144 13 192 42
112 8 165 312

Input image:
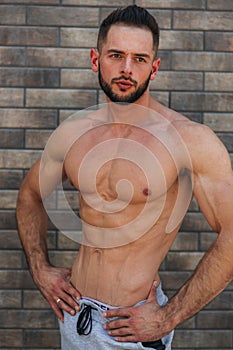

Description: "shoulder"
152 102 232 176
173 118 232 177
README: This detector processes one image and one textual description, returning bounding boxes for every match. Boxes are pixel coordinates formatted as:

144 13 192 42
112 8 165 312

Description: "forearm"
16 187 50 275
166 231 233 328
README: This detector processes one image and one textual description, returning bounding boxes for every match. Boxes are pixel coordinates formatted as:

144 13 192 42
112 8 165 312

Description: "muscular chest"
64 124 178 204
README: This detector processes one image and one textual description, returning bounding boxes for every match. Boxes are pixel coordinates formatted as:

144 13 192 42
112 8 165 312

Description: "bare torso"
62 101 193 306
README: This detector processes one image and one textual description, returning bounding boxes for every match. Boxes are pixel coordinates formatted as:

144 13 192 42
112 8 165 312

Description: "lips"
115 80 134 90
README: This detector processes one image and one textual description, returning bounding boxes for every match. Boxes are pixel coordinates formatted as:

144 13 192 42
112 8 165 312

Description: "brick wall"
0 0 232 349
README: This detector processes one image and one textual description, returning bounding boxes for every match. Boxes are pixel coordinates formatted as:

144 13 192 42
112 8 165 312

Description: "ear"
150 58 161 81
90 48 99 73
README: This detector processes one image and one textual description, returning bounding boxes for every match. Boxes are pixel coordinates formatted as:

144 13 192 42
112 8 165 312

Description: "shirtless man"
16 5 233 350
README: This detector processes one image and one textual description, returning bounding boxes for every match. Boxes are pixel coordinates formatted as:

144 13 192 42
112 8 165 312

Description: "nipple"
143 188 152 196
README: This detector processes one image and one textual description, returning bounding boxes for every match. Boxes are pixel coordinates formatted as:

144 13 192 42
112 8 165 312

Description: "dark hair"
97 5 160 55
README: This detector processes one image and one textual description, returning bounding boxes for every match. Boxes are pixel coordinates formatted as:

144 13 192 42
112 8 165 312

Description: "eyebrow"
106 49 151 59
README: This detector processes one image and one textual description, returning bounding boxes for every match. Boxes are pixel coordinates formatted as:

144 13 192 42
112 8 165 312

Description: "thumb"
146 280 159 304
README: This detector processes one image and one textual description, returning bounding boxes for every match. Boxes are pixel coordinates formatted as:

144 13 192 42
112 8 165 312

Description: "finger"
57 290 80 312
50 300 65 322
103 307 131 319
107 327 131 337
146 280 159 304
114 335 137 343
55 296 77 316
104 318 129 331
66 282 82 300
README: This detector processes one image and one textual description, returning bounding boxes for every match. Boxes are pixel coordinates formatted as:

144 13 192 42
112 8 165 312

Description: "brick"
0 109 57 128
57 231 80 250
0 129 24 148
25 130 53 149
204 113 233 132
0 230 22 249
59 109 79 124
57 190 79 210
205 32 233 52
0 290 21 308
0 150 42 168
0 5 26 25
197 311 233 329
48 250 76 267
24 330 60 348
189 198 199 211
0 170 23 189
207 0 233 10
217 133 233 152
160 271 192 290
136 0 205 9
205 291 233 310
0 68 59 87
174 11 233 31
0 27 58 46
181 212 212 231
63 0 132 5
170 232 198 251
0 309 54 328
28 6 98 26
172 52 233 71
0 210 16 229
148 91 170 107
199 232 218 251
171 92 233 112
0 270 35 289
27 48 91 68
0 190 18 209
151 71 203 91
0 47 25 66
61 28 98 48
0 0 59 3
0 330 22 347
0 88 24 107
173 330 232 348
205 73 233 92
0 251 22 268
183 112 202 123
157 51 171 70
165 252 204 270
176 316 195 329
26 89 97 108
160 31 203 50
23 290 50 309
61 69 98 88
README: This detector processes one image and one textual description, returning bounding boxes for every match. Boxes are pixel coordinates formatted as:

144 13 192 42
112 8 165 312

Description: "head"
97 5 160 57
91 5 160 104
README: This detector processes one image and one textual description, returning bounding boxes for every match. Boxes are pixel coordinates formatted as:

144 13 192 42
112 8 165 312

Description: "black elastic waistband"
142 339 165 349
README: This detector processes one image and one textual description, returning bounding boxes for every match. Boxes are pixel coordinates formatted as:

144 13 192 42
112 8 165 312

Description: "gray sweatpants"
59 284 174 350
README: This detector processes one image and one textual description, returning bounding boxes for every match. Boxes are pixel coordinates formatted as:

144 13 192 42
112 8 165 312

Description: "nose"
121 56 132 76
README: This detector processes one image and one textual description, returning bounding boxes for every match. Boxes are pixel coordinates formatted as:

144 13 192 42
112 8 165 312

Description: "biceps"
39 157 66 199
194 172 233 232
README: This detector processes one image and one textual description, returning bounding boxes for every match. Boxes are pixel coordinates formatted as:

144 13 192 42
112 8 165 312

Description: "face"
91 25 160 104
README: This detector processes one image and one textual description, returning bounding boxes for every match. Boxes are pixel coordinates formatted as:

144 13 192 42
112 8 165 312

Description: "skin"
16 24 233 343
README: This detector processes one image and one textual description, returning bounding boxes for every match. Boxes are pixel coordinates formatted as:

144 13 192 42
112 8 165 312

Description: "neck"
105 93 153 124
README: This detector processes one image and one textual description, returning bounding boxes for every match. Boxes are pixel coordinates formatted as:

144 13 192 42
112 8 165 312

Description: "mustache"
111 75 137 86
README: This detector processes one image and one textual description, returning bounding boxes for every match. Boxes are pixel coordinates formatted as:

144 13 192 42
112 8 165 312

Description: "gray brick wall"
0 1 232 349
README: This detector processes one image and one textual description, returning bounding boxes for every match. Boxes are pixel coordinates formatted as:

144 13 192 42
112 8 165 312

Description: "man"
16 5 233 350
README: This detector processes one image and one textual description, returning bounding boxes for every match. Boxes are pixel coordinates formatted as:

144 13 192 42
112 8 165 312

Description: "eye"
135 57 146 63
110 53 121 59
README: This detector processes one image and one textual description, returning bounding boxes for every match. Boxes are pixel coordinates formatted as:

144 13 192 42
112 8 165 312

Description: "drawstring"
76 303 165 349
76 304 97 336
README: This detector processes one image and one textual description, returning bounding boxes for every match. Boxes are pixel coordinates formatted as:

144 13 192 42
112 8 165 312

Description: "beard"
98 67 152 103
